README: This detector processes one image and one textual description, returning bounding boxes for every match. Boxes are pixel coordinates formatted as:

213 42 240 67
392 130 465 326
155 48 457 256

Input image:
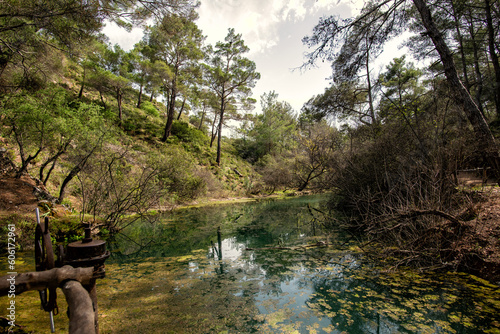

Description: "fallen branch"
371 209 465 233
397 209 463 227
245 241 328 251
0 266 94 296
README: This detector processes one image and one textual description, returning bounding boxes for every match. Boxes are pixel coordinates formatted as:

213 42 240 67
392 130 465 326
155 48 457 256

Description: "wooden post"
62 280 95 334
0 266 97 334
0 266 94 296
84 279 99 333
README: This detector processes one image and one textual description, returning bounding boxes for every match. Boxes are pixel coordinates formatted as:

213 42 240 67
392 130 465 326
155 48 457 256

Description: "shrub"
159 150 208 202
171 121 208 145
141 101 159 117
122 119 137 132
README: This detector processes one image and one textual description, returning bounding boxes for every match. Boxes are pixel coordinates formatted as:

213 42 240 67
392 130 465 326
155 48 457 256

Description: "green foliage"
142 12 205 141
171 121 208 145
0 86 106 178
378 56 424 121
122 119 137 132
0 0 104 92
140 100 159 117
237 91 297 163
157 147 209 202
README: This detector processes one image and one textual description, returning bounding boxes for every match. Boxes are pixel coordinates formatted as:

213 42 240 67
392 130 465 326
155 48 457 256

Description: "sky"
102 0 408 115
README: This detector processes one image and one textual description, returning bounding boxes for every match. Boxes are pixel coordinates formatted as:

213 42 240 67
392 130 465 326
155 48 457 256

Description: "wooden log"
245 241 329 251
62 280 96 334
0 266 94 296
84 280 100 334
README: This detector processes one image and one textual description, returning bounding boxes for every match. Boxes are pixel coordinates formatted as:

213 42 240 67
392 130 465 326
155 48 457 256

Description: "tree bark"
216 98 225 165
177 96 187 120
78 67 86 99
210 112 218 148
451 1 471 91
99 91 107 110
0 266 94 296
484 0 500 118
62 280 96 334
116 88 123 121
365 37 376 124
39 141 70 185
162 87 176 142
198 104 206 130
12 125 43 178
413 0 499 168
137 83 143 108
466 9 485 114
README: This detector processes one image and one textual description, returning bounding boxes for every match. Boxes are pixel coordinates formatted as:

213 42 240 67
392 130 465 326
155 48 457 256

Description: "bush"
122 119 137 132
141 101 159 117
258 154 293 192
328 119 477 269
171 121 208 145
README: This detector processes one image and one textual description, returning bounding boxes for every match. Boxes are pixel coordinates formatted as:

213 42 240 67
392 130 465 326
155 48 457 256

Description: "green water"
5 195 497 333
97 195 500 333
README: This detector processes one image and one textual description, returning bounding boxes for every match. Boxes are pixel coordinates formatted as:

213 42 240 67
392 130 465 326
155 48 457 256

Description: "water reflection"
100 195 500 333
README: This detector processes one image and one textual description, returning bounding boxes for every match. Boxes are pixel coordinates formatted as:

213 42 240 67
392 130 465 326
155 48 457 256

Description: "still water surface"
97 195 500 333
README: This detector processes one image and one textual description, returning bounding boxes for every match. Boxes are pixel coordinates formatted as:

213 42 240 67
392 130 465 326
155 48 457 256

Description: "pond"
4 195 500 333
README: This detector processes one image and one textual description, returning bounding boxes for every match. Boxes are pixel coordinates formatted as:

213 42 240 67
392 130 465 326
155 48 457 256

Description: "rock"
0 148 16 175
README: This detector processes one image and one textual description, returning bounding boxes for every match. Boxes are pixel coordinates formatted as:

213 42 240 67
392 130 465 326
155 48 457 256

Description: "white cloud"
197 0 282 54
196 0 342 55
102 22 143 51
194 0 358 112
281 0 307 21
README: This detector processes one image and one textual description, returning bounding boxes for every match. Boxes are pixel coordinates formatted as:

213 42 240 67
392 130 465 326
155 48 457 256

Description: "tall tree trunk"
413 0 499 169
365 38 376 124
198 104 207 130
210 128 218 148
210 112 218 148
177 96 187 120
116 88 123 121
58 165 83 203
451 0 471 91
137 83 143 108
13 126 43 178
162 88 176 142
42 159 57 186
78 67 86 99
485 0 500 118
216 98 225 165
39 142 69 185
99 91 107 110
466 11 485 114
